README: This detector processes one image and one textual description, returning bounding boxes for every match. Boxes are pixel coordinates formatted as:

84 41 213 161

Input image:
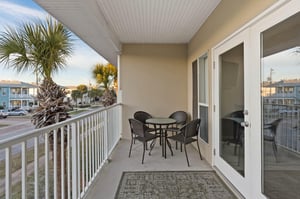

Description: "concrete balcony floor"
86 139 213 198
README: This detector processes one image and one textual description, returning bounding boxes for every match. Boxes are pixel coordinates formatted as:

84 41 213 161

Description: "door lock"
240 121 249 127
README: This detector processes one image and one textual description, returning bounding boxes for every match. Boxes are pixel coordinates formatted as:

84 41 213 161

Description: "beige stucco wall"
187 0 277 164
120 44 188 139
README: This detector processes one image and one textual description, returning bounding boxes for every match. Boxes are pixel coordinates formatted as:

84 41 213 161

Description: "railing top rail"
0 103 121 149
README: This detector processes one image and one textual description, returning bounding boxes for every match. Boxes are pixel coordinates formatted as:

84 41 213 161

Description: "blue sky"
262 48 300 82
0 0 108 86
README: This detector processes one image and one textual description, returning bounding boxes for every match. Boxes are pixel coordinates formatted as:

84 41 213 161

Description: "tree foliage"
92 63 117 106
71 89 81 107
77 84 88 104
92 63 117 89
0 17 72 81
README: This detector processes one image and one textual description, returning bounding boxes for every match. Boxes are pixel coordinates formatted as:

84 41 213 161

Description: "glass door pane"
261 12 300 199
219 43 245 176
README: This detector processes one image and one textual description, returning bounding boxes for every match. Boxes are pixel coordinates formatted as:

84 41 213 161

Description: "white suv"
0 110 8 118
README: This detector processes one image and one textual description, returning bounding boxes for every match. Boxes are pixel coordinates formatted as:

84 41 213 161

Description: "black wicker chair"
264 118 282 160
166 111 188 149
128 118 158 164
168 118 202 166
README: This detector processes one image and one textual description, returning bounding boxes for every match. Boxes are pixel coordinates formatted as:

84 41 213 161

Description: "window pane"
220 43 245 176
199 56 208 103
199 105 208 143
261 12 300 199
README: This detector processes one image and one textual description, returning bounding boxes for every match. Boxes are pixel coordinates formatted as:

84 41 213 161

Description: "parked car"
0 110 8 118
8 109 28 116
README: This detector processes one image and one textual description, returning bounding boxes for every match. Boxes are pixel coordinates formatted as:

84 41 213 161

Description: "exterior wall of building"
0 87 9 109
187 0 277 164
120 44 188 139
0 82 36 110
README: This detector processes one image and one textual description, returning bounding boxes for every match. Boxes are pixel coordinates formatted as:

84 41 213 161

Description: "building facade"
0 80 37 110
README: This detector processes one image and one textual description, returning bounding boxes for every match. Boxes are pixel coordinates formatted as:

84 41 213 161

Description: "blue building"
263 79 300 105
0 80 37 110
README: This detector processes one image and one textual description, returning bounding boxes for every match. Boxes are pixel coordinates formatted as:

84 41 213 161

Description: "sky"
262 47 300 82
0 0 108 86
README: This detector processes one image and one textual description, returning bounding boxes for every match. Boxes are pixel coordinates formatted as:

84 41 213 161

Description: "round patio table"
146 118 176 158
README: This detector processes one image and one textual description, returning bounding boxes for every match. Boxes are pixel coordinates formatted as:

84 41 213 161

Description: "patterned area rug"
115 171 237 199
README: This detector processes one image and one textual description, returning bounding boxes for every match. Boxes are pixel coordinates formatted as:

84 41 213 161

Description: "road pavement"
0 116 34 140
0 116 35 160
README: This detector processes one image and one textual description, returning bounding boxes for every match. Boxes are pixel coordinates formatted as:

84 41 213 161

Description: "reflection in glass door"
261 12 300 199
219 43 245 176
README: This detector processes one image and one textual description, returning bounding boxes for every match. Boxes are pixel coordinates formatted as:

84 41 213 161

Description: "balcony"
86 139 212 198
9 94 33 100
0 104 214 199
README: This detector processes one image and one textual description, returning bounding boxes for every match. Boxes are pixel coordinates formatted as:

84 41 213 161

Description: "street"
0 116 34 140
0 116 35 161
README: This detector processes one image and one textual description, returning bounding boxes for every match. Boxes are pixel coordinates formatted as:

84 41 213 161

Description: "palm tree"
77 84 88 105
0 17 72 126
92 63 117 106
71 89 81 107
0 17 73 197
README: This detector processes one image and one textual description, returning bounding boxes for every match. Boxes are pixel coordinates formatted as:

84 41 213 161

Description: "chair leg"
142 142 146 164
173 132 178 150
184 144 190 167
149 139 156 155
166 139 173 156
180 143 183 152
273 141 278 152
129 138 133 157
196 140 202 160
272 141 278 161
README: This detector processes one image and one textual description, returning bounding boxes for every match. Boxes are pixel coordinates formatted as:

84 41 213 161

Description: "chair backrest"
134 111 153 124
169 111 188 125
128 118 146 137
229 110 244 118
180 118 201 138
269 118 282 136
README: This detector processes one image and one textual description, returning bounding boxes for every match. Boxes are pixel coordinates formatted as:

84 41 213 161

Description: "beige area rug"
115 171 237 199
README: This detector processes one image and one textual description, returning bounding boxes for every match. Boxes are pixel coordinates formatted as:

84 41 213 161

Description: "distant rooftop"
0 80 37 88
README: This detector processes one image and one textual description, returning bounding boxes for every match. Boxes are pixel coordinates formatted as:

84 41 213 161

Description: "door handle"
240 121 249 127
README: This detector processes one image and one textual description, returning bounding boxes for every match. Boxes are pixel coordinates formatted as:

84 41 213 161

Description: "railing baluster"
71 122 78 199
21 141 27 199
85 117 88 190
81 119 85 191
61 126 65 199
53 130 57 199
34 136 39 199
98 113 101 166
88 116 92 182
76 121 81 196
45 132 49 199
67 125 71 199
104 110 108 161
91 115 95 177
5 147 12 199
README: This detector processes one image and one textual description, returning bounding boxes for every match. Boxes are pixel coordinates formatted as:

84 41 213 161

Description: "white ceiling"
34 0 221 65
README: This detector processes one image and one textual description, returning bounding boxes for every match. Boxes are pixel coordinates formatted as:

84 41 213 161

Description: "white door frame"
212 28 250 197
211 0 300 198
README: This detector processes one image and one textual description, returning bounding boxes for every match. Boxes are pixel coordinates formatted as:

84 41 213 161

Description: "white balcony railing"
0 103 122 199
